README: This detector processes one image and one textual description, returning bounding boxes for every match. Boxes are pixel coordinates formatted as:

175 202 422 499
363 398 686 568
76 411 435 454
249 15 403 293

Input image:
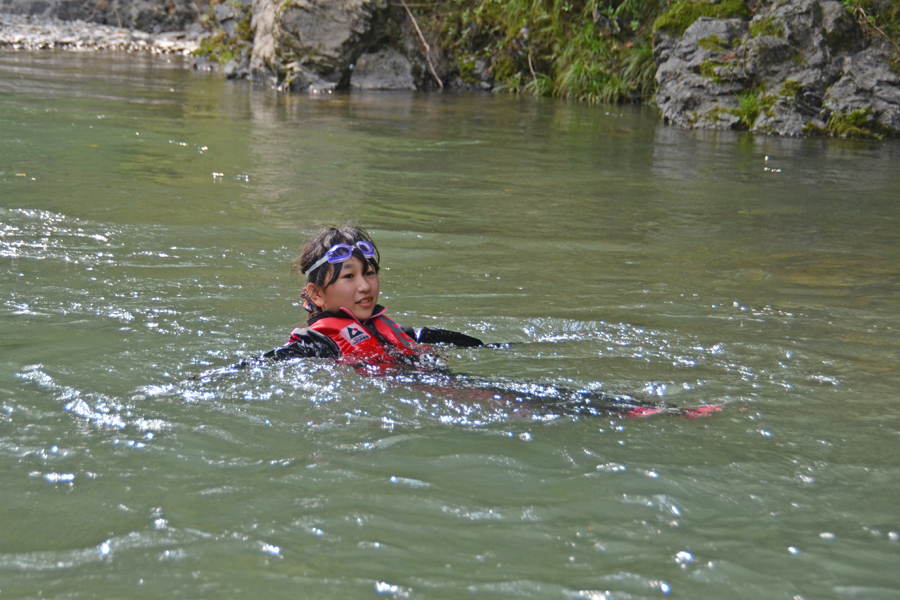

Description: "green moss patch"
802 121 827 135
193 1 253 66
697 56 739 84
779 79 802 99
654 0 750 36
698 34 728 52
827 108 896 139
749 16 783 38
791 51 808 65
800 108 898 139
457 57 479 84
698 59 725 83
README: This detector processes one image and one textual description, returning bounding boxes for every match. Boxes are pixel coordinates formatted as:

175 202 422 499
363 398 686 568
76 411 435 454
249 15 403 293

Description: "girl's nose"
357 276 371 292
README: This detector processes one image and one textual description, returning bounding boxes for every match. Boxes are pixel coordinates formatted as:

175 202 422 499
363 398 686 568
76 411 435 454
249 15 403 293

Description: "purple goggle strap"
305 241 375 278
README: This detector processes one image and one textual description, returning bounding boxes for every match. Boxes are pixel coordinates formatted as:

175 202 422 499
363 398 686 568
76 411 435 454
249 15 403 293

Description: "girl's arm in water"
401 325 483 348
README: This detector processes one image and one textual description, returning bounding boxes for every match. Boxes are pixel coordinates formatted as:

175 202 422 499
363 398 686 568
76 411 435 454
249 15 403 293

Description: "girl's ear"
305 282 324 308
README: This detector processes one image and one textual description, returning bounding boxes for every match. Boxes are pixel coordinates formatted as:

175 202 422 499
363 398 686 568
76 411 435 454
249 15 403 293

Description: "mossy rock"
702 104 743 128
802 121 828 136
697 56 738 84
194 30 237 64
823 26 856 54
703 105 728 122
728 87 776 129
750 16 783 39
193 1 253 66
827 108 896 139
779 79 802 99
457 57 479 84
654 0 751 36
491 54 520 85
698 59 724 83
890 58 900 78
698 34 728 52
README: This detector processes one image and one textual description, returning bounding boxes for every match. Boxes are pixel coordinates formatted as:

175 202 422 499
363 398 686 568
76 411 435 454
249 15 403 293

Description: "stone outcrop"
822 44 900 134
249 0 395 92
654 0 900 136
350 48 416 90
655 17 750 130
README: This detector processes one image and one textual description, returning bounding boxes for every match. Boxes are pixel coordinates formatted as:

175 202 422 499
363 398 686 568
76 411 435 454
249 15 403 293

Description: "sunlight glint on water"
1 51 899 599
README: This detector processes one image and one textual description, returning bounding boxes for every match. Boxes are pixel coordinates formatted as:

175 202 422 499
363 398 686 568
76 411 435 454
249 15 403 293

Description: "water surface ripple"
1 51 899 599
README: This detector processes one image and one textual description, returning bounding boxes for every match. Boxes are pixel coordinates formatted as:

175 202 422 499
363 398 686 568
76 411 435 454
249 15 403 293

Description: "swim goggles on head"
305 241 376 276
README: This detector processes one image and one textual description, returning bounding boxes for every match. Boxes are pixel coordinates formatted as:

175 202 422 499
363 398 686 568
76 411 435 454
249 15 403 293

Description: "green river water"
1 51 899 599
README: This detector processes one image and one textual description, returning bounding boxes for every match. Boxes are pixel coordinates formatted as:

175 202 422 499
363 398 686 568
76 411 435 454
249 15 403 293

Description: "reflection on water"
2 51 900 599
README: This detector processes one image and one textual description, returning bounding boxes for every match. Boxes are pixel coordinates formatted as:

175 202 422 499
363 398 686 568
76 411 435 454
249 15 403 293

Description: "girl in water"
263 225 718 418
264 225 482 367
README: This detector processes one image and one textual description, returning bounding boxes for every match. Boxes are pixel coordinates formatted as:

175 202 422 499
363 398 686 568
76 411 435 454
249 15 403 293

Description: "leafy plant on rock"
425 0 667 104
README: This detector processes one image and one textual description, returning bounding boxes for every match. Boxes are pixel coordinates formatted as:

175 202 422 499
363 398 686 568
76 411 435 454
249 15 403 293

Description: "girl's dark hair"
291 226 380 311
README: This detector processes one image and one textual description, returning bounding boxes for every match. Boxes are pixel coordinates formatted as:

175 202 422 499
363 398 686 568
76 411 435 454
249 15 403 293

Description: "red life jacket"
302 306 423 366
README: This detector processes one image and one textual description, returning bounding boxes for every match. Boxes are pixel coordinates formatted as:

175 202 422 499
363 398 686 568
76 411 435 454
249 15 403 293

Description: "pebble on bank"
0 13 202 53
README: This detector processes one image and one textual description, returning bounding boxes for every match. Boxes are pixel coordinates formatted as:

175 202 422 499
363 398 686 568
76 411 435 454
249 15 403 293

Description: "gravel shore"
0 13 203 54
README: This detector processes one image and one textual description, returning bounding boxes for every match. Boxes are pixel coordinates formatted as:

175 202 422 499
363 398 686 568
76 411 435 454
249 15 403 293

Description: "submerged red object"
625 404 723 419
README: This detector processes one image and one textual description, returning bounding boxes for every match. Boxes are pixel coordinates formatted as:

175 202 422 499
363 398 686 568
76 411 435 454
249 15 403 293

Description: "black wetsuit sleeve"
414 327 483 347
263 328 341 360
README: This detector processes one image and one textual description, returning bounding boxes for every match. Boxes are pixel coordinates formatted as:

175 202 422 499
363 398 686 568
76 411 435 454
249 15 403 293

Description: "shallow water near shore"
2 50 899 599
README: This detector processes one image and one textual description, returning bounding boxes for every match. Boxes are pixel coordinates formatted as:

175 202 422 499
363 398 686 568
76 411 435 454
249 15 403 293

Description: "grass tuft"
425 0 668 104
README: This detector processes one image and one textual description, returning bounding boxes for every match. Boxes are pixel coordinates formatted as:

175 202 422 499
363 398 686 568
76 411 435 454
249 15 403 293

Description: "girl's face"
306 256 380 321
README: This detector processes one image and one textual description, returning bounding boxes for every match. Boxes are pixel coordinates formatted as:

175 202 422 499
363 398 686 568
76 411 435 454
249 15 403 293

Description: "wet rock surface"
654 0 900 136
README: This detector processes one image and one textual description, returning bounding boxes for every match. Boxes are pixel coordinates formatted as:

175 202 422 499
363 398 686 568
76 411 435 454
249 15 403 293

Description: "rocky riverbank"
2 1 899 138
653 0 900 137
0 13 201 53
202 0 900 138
